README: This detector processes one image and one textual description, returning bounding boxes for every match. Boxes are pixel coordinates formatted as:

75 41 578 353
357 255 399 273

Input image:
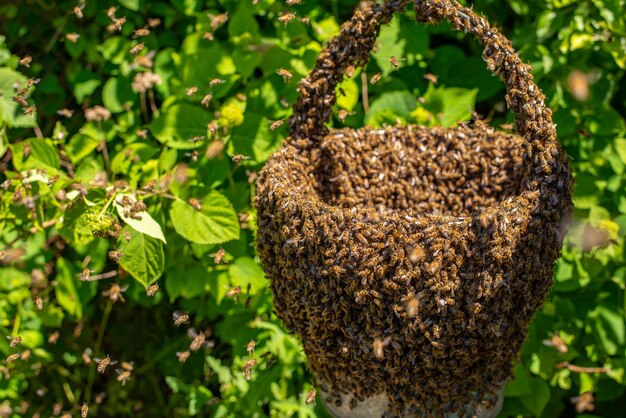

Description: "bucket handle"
288 0 557 152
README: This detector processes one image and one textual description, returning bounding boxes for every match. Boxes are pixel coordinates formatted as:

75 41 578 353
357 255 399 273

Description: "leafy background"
0 0 625 416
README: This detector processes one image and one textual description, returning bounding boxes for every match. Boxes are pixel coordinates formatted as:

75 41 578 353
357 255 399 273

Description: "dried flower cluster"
255 0 572 416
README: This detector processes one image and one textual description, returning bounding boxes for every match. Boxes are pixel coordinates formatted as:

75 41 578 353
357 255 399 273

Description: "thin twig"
361 72 370 114
556 361 608 374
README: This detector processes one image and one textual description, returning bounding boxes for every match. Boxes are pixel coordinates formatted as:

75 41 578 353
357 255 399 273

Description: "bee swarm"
255 0 572 416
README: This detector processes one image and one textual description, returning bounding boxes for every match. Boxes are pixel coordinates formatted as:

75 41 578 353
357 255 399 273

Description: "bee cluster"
255 0 572 416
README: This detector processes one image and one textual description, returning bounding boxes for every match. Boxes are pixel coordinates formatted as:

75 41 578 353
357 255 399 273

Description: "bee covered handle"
288 0 557 152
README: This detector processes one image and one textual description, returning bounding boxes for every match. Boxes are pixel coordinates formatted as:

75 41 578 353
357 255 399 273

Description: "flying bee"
388 56 405 70
571 391 594 413
246 339 256 356
176 350 190 363
209 78 225 88
6 336 22 348
82 348 92 364
102 283 128 303
115 368 132 386
278 11 296 27
35 296 43 310
185 86 198 96
243 358 258 371
23 105 36 115
130 42 145 56
243 366 252 381
80 268 95 281
108 250 123 262
201 93 212 107
146 282 159 297
123 231 131 242
13 96 28 107
226 286 242 302
543 333 568 353
231 154 250 166
132 27 150 39
148 18 161 28
173 310 190 327
26 77 41 87
372 336 392 360
80 402 88 418
47 175 59 186
286 0 302 4
108 16 126 32
57 108 74 118
65 33 80 43
370 73 382 85
95 354 117 374
19 55 32 67
106 6 117 19
210 247 226 264
6 352 20 363
202 31 214 41
338 109 350 122
423 73 438 84
209 13 228 31
270 119 284 131
276 68 292 83
188 198 202 211
187 328 213 351
305 387 316 405
405 298 419 318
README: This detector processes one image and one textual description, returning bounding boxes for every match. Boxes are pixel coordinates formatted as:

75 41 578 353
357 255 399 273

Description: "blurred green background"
0 0 625 416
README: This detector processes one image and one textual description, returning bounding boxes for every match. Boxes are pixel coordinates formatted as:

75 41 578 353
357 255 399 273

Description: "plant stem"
85 300 113 402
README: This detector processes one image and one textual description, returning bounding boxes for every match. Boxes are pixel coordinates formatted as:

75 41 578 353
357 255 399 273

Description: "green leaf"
9 138 60 173
228 257 266 294
170 191 240 245
372 16 406 76
366 91 417 126
336 78 359 111
115 194 167 243
118 228 165 287
148 102 213 149
518 377 550 416
72 71 101 104
0 68 36 128
504 364 532 397
231 112 282 163
102 77 136 113
615 139 626 165
592 305 626 355
54 258 83 318
165 264 211 301
118 0 143 11
423 84 478 127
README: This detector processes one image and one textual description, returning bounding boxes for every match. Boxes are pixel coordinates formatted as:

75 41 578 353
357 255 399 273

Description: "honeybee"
19 55 32 67
102 283 128 303
571 391 594 413
276 68 292 83
243 358 258 370
81 402 88 418
108 250 123 262
372 336 392 360
8 352 22 363
188 198 202 211
232 154 250 166
568 70 589 102
176 350 190 363
407 245 425 264
106 6 117 19
132 27 150 39
188 328 213 351
369 73 382 85
47 175 59 186
108 17 126 32
305 387 316 405
338 109 350 122
209 78 225 88
146 283 159 297
210 247 226 264
12 96 28 107
57 108 74 118
95 354 117 374
226 286 242 302
35 296 43 310
423 73 438 84
130 42 145 56
270 119 284 131
201 93 212 107
148 18 161 28
202 31 214 41
23 105 36 115
116 367 132 386
405 298 419 318
246 339 256 356
278 11 296 27
243 366 252 381
123 231 131 242
26 77 41 87
185 86 198 96
173 310 190 327
82 348 92 364
286 0 301 5
6 336 22 348
542 333 568 353
388 56 405 70
209 13 228 31
73 4 84 19
136 129 148 139
79 268 93 281
65 33 80 43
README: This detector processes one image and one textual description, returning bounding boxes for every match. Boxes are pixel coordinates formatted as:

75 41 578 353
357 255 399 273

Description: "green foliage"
0 0 625 417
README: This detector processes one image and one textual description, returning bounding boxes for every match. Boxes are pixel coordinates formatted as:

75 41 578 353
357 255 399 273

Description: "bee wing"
187 327 198 338
94 357 102 363
115 368 123 374
109 360 118 366
172 310 187 320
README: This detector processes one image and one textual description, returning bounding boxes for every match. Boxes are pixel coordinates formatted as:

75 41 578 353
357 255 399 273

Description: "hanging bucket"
255 0 572 416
